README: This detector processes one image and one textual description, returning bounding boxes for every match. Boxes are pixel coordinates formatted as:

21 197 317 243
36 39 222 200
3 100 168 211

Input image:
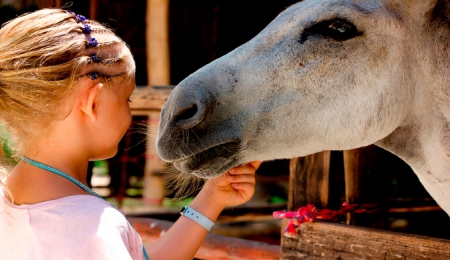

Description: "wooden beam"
129 217 281 260
129 85 173 112
146 0 170 85
280 220 450 259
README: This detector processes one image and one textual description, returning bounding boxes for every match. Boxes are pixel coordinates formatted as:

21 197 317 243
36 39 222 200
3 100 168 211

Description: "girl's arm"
145 161 262 260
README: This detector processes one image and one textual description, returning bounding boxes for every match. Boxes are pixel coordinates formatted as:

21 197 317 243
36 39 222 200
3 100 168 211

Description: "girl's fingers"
249 160 263 170
231 182 254 191
226 173 255 184
229 164 258 175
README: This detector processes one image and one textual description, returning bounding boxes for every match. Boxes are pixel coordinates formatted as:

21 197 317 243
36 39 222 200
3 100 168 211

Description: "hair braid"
0 8 135 156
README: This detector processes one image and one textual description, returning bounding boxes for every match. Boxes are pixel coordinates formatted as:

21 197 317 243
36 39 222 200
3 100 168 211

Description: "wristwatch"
180 206 215 232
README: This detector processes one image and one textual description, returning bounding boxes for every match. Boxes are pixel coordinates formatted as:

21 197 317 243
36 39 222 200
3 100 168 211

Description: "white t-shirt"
0 190 145 260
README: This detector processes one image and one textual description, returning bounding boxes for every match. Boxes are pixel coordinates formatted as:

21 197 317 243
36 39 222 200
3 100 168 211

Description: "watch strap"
181 206 215 232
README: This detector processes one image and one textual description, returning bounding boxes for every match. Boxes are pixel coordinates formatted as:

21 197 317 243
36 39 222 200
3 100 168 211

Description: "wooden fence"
281 220 450 259
129 217 280 260
280 149 450 259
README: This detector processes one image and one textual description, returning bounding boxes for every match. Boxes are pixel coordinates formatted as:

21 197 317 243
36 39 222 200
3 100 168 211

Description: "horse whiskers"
161 165 206 201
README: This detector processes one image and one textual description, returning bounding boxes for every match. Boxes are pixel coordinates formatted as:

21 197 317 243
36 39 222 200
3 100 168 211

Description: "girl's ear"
80 83 103 122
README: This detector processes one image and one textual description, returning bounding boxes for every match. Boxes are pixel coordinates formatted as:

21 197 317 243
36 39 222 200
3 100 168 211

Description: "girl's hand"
147 161 263 260
202 161 262 209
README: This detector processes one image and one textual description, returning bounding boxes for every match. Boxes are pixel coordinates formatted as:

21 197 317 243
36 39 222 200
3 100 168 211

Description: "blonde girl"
0 8 261 260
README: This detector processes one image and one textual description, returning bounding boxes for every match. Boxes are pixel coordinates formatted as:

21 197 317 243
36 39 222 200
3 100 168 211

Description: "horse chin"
172 141 242 178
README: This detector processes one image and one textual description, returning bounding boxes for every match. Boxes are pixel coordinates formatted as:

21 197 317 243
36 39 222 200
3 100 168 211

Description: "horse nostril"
169 93 215 129
173 104 199 122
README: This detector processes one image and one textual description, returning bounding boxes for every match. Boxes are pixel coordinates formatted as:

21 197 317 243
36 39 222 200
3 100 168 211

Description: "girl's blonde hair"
0 8 136 156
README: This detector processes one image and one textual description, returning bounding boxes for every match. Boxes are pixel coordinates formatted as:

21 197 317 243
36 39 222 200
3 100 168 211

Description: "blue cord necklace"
21 156 150 260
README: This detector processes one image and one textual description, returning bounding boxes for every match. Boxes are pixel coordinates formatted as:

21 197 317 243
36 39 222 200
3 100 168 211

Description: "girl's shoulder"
0 191 132 237
0 191 143 259
1 191 125 221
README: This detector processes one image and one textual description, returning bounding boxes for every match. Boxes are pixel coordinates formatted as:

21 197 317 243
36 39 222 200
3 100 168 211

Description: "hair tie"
90 54 101 63
67 11 110 81
88 38 98 47
82 24 92 34
91 71 99 80
75 14 86 22
68 12 98 47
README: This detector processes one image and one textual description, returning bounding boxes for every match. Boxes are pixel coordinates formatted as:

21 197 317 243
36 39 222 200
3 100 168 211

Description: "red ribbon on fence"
273 202 378 238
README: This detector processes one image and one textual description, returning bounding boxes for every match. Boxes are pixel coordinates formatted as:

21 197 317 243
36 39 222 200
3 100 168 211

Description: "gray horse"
156 0 450 215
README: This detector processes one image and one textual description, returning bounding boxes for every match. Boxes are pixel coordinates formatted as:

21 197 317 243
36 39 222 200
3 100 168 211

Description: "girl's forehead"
107 76 136 96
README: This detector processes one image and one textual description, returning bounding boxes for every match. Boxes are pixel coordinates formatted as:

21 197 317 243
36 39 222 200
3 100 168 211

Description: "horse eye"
300 19 360 43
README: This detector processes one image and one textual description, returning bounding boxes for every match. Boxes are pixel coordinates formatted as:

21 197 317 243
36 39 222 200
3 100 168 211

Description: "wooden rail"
130 85 173 112
283 150 450 259
128 217 281 260
280 219 450 260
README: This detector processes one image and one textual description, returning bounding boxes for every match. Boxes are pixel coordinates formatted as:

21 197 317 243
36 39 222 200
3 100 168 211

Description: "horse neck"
375 110 450 215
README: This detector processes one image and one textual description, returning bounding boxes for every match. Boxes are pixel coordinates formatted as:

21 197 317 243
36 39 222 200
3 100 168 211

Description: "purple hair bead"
89 38 98 47
91 72 99 80
82 24 92 34
91 54 101 62
75 14 86 22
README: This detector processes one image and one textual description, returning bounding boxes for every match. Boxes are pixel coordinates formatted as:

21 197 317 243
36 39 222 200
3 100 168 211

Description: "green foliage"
0 124 17 166
93 160 109 175
1 136 11 157
162 197 194 209
269 195 288 204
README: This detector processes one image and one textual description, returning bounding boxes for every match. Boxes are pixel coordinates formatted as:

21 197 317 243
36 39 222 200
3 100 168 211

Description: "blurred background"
1 0 449 248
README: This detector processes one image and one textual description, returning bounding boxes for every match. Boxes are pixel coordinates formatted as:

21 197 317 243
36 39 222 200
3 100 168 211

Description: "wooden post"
38 0 55 8
343 146 377 203
281 151 333 259
142 110 166 204
343 145 386 227
130 86 174 205
89 0 99 20
146 0 170 85
36 0 63 8
288 151 332 211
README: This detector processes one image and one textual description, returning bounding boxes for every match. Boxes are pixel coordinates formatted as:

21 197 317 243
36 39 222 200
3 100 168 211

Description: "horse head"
157 0 450 214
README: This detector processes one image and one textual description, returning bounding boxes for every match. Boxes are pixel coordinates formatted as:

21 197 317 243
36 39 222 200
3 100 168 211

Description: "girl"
0 8 262 260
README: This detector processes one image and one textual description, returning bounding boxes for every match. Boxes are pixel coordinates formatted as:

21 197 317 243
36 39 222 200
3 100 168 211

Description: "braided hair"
0 8 136 155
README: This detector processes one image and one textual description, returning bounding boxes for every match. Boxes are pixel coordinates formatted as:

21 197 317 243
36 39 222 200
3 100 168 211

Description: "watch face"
181 206 187 213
